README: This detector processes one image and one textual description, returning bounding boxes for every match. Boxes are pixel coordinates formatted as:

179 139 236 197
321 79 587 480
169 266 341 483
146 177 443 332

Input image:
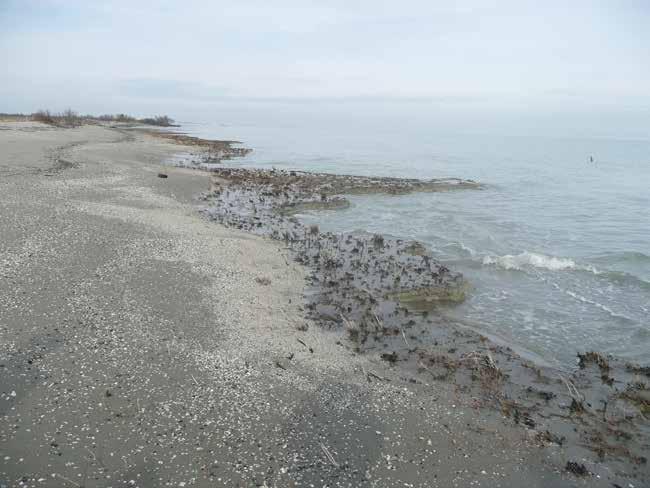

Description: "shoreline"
165 131 650 476
120 124 650 479
195 162 650 470
1 121 647 486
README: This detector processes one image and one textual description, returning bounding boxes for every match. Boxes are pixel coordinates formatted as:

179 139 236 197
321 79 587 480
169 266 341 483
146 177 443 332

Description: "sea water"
177 102 650 367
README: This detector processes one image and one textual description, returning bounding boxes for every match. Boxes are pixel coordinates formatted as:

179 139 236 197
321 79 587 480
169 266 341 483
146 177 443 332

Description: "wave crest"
482 252 582 272
481 251 650 291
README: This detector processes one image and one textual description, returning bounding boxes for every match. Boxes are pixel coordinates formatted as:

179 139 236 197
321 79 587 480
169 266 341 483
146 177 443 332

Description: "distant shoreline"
0 110 179 128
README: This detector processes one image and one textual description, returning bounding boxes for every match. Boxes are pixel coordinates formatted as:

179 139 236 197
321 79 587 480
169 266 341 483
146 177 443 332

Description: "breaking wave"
482 252 587 272
481 251 650 289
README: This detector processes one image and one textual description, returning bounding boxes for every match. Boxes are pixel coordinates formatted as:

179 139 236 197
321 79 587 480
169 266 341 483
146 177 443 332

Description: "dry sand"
0 121 616 487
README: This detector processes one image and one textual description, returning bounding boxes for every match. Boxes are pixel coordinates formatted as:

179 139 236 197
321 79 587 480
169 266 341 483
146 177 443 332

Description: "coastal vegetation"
3 109 177 128
32 109 83 127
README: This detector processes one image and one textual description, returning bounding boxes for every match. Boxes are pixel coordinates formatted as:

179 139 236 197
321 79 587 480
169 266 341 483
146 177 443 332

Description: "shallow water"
178 108 650 366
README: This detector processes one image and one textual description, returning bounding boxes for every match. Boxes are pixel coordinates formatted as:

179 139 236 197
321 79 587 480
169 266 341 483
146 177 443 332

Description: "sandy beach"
1 121 647 487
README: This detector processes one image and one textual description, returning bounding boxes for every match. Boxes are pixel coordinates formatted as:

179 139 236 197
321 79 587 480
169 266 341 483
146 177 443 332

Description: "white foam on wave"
482 251 581 272
481 252 650 293
458 242 477 256
442 241 477 257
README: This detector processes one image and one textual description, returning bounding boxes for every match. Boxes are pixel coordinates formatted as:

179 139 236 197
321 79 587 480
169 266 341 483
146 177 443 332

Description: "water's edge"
147 127 649 480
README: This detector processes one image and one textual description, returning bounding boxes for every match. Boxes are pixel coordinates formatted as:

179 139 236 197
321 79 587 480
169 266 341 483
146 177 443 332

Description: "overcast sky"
2 0 650 119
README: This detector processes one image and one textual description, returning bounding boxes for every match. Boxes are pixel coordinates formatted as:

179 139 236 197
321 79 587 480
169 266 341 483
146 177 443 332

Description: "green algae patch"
403 241 429 256
277 198 351 215
621 387 650 416
389 281 469 311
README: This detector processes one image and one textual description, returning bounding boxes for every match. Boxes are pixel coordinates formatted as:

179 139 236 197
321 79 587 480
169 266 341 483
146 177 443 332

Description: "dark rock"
565 461 588 476
381 352 398 364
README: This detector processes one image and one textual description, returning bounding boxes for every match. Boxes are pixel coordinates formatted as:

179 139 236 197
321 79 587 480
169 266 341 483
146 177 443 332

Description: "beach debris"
341 314 360 342
560 375 586 413
157 173 168 178
274 359 288 370
578 351 610 371
361 366 390 383
320 442 340 467
380 352 398 364
534 429 565 446
619 382 650 417
297 338 314 353
255 276 272 285
626 364 650 377
368 371 390 382
578 351 613 385
565 461 589 476
399 326 410 347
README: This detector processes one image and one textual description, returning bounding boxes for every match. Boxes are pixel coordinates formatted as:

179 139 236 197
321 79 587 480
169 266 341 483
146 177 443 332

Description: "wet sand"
0 121 646 487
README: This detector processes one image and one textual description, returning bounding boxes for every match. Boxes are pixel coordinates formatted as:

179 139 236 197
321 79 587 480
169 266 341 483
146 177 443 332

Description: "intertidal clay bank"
198 165 650 482
136 128 252 162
